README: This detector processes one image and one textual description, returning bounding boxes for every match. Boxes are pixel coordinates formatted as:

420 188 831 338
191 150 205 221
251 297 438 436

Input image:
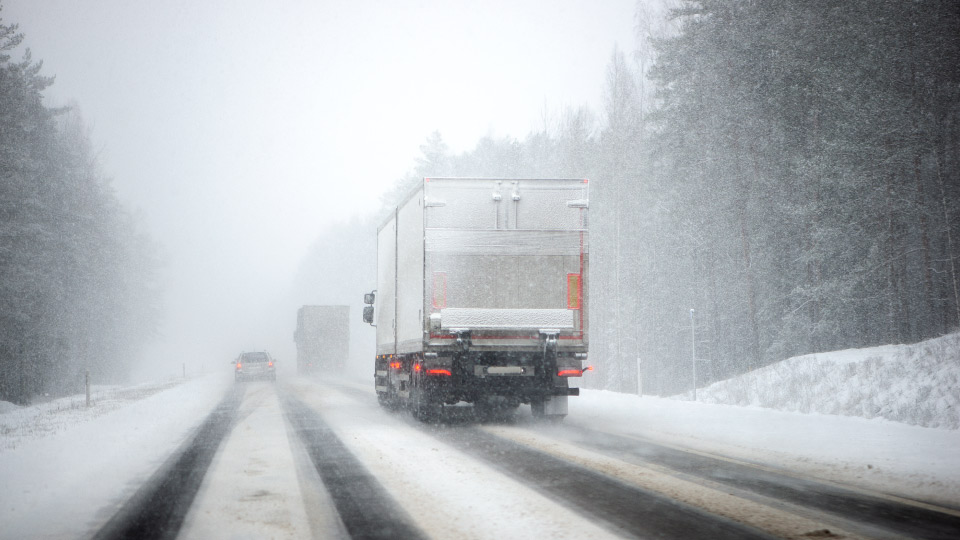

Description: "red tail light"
236 363 242 369
413 363 422 372
426 368 451 376
389 361 402 370
268 362 273 367
558 366 593 377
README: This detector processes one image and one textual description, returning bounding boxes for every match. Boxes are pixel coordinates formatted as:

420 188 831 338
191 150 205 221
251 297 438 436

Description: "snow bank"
695 332 960 429
0 373 231 539
0 378 194 451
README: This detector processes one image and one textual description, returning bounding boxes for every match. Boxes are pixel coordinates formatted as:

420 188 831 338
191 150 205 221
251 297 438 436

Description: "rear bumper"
235 370 275 380
422 370 578 402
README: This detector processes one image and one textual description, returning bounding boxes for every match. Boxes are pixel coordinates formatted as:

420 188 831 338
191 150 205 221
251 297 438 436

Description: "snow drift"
695 332 960 429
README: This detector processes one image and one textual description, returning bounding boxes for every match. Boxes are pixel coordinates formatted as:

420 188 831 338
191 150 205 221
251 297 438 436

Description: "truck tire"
411 383 441 423
377 391 394 409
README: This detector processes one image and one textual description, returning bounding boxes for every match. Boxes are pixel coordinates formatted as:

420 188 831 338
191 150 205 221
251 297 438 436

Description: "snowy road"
75 377 960 540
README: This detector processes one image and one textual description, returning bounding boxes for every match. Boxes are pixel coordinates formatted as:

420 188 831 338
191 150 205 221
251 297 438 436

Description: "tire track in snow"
326 379 779 538
280 393 427 540
416 421 777 540
482 424 872 540
91 384 246 540
314 378 960 539
290 378 626 540
551 425 960 540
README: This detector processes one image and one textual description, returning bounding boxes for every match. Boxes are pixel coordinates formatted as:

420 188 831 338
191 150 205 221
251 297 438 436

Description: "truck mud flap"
544 395 568 416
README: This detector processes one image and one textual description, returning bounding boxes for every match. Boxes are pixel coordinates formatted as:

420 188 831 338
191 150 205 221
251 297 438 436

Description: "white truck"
363 178 590 421
294 305 349 374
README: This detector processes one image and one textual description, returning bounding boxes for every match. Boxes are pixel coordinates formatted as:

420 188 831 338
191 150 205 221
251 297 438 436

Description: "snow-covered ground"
568 389 960 507
0 374 233 540
291 378 624 540
0 333 958 539
566 332 960 506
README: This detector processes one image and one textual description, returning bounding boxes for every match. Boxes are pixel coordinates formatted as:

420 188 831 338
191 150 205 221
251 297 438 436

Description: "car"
234 351 276 382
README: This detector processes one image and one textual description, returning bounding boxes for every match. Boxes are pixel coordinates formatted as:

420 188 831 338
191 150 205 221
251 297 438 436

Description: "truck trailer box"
367 178 589 420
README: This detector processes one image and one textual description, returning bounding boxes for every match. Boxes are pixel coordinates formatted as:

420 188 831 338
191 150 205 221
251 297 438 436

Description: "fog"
4 0 637 376
3 3 960 536
6 0 958 398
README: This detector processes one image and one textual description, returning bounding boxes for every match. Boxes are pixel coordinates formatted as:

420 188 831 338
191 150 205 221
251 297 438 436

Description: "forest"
302 0 960 394
0 16 161 403
3 0 959 403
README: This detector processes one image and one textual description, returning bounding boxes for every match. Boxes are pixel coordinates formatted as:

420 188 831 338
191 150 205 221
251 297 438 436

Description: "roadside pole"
690 308 696 401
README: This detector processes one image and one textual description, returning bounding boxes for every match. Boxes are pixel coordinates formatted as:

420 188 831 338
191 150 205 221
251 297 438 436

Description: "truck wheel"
413 401 440 423
411 385 440 423
379 390 403 411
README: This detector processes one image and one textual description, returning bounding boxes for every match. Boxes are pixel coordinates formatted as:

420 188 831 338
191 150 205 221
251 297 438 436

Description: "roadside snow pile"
695 332 960 429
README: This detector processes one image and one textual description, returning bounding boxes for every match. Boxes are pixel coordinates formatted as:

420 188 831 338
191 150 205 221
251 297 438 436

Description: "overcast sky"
4 0 639 375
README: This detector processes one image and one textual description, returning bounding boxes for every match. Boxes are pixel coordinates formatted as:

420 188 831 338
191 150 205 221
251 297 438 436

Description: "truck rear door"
423 178 588 346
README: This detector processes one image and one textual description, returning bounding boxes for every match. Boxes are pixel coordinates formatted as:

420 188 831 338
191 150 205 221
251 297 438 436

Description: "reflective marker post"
689 308 696 401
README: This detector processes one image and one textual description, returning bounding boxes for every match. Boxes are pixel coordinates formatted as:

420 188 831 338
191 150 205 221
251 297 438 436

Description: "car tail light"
268 362 273 367
426 368 451 376
236 363 242 369
389 361 402 370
